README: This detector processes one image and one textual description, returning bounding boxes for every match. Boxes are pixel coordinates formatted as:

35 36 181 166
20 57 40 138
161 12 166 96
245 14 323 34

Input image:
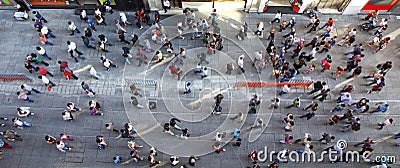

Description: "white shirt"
18 107 30 117
215 133 222 142
37 47 45 55
349 30 357 36
104 60 110 68
237 56 244 68
81 10 86 18
41 76 50 84
189 12 195 20
41 26 49 35
383 118 392 125
120 13 127 22
14 119 23 126
56 141 66 152
67 42 77 52
67 103 75 110
274 12 282 19
202 68 208 76
163 0 170 7
63 111 72 120
282 85 290 92
257 23 264 31
379 19 387 26
96 17 104 24
89 67 97 76
22 84 32 91
68 22 77 31
254 52 263 61
309 48 317 57
304 144 312 153
94 9 101 17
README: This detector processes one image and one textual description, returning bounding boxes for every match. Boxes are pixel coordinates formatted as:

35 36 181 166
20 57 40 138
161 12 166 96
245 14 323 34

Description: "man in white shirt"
238 55 245 73
253 51 263 66
348 28 357 36
163 0 170 13
36 46 51 60
88 66 100 80
38 75 56 90
278 84 291 96
68 21 81 36
66 41 85 60
21 83 41 94
269 10 282 24
201 67 208 79
40 26 56 38
56 140 71 152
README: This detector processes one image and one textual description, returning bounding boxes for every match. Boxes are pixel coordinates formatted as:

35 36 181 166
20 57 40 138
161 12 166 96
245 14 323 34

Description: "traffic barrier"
0 73 31 82
234 79 312 88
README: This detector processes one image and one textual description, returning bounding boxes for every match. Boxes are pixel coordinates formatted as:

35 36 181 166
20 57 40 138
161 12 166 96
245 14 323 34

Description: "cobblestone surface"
0 7 399 168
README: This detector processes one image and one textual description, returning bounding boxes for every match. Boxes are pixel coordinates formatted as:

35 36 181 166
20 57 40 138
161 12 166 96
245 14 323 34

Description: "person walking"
286 97 300 109
162 0 171 13
40 26 56 39
63 68 79 80
21 84 40 95
119 12 131 26
248 94 260 114
96 135 107 150
24 61 37 74
370 101 389 113
58 60 68 72
81 81 96 96
114 20 127 33
38 75 56 91
118 30 131 45
183 82 191 94
319 18 334 29
81 36 96 49
17 91 34 103
36 66 54 77
67 41 83 55
56 140 71 153
68 21 81 36
307 18 320 33
30 53 49 66
377 118 393 130
269 10 282 24
237 55 245 74
197 52 209 65
36 46 52 60
84 28 95 41
38 31 54 45
32 11 48 23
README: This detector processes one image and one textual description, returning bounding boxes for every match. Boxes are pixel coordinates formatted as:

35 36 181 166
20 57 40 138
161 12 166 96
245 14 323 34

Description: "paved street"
0 7 399 168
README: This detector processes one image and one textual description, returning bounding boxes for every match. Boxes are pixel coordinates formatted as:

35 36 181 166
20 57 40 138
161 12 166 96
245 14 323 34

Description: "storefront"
361 0 399 11
24 0 108 7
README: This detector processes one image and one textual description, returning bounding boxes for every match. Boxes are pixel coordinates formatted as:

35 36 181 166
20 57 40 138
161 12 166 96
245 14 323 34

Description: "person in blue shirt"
233 128 240 138
370 101 389 113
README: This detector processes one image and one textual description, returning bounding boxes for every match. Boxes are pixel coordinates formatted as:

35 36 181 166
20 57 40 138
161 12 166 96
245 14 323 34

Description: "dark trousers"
300 113 314 120
270 18 280 23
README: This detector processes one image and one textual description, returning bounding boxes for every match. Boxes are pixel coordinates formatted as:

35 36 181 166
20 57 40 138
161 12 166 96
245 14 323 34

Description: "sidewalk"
0 8 399 168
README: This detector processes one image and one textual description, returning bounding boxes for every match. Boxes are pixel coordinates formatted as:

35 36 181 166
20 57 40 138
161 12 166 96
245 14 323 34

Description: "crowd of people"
1 4 398 167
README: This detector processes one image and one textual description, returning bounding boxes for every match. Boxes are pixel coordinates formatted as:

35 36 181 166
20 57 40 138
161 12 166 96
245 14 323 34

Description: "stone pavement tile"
103 97 124 111
65 152 84 163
